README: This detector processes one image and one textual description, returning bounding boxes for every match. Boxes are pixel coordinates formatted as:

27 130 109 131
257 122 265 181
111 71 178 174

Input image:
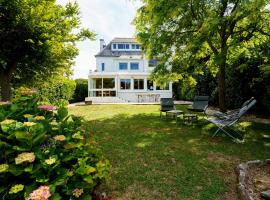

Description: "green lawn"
69 104 270 200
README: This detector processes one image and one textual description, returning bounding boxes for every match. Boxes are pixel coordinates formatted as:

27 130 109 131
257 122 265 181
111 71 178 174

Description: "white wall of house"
88 38 173 103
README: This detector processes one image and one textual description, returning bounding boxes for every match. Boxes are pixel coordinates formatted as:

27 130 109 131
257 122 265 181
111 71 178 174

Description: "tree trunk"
0 72 12 101
218 64 226 112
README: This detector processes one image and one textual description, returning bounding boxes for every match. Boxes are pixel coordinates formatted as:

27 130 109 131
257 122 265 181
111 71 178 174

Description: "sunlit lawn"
69 104 270 200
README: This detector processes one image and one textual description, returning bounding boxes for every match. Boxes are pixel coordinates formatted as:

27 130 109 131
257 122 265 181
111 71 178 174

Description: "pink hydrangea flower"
38 105 57 111
28 186 51 200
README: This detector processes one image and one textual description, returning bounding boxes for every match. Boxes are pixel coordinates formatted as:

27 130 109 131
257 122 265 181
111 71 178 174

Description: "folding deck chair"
207 98 256 140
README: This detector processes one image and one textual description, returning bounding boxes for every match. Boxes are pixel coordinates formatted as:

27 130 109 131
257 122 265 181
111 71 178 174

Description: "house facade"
87 38 172 103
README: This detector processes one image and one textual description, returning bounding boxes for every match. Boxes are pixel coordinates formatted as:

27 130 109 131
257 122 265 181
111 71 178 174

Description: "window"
118 44 125 49
132 44 136 49
136 44 141 49
147 80 154 90
134 79 144 90
101 63 105 71
130 62 139 70
119 63 128 70
103 78 115 89
113 44 117 49
125 44 130 49
148 59 158 67
120 79 131 90
156 83 170 90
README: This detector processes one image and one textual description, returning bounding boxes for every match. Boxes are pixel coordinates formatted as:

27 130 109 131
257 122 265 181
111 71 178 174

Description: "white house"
86 38 172 103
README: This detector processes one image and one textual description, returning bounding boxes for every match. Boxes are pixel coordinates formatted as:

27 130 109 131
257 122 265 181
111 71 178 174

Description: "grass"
69 104 270 200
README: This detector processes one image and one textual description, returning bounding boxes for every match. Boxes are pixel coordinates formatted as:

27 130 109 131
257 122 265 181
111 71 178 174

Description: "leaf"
15 131 31 140
83 175 93 184
51 193 62 200
57 107 69 120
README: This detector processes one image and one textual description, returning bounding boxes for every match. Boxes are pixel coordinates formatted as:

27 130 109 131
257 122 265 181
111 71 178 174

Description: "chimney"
100 39 105 51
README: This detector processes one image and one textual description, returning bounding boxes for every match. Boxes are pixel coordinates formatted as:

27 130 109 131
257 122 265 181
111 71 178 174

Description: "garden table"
166 110 184 124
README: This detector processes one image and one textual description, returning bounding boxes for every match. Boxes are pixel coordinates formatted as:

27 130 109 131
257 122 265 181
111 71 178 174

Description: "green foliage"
0 0 95 100
32 76 76 106
135 0 270 110
71 79 88 103
0 91 110 199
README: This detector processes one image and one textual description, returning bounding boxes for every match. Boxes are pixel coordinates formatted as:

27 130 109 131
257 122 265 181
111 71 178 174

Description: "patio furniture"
188 96 209 114
166 110 184 123
183 113 198 123
207 98 256 140
160 98 175 119
212 97 255 119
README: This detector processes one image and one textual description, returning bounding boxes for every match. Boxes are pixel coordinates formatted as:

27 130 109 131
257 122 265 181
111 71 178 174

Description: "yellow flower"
15 152 35 165
0 119 16 125
50 121 58 126
0 164 9 173
23 122 36 127
24 114 33 118
45 157 56 165
9 184 24 194
34 116 45 121
53 135 66 141
72 132 84 140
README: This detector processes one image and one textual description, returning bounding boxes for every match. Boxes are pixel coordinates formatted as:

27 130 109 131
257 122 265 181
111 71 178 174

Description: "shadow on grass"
81 111 270 199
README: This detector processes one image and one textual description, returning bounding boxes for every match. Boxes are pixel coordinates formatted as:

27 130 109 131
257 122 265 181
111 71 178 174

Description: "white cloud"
57 0 142 79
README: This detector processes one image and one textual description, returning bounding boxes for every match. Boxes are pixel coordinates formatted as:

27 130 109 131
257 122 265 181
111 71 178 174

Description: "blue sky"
57 0 142 79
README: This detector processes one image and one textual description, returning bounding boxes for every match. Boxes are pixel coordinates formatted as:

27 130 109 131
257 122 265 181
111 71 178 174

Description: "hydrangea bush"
0 90 110 199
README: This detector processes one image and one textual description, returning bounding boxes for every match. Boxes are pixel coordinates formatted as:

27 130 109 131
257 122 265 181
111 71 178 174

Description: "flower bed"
0 90 110 199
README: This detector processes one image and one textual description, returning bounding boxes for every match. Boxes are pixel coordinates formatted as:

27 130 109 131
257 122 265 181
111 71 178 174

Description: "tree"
0 0 95 101
135 0 270 111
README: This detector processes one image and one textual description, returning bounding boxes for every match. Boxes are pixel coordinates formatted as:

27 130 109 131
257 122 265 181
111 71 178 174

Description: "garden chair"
207 98 256 140
188 96 209 114
212 97 255 119
160 98 175 119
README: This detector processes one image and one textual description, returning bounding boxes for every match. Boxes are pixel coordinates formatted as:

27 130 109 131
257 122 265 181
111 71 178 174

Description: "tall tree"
0 0 95 101
135 0 270 111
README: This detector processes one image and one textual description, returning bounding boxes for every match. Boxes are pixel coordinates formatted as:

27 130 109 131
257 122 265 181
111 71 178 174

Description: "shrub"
33 76 76 106
0 90 110 199
71 79 88 103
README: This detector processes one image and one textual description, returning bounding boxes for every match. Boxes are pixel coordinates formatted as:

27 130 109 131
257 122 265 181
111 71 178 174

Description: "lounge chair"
160 98 175 119
207 98 256 140
188 96 209 114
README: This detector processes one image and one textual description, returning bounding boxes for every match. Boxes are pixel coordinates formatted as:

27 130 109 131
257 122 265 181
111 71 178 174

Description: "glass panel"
132 44 136 49
147 80 154 90
136 44 141 49
156 83 169 90
118 44 125 49
134 79 144 90
113 44 117 49
149 59 158 67
101 63 105 71
103 78 115 89
102 91 116 97
119 63 128 70
130 62 139 70
120 79 131 90
125 44 130 49
92 78 102 89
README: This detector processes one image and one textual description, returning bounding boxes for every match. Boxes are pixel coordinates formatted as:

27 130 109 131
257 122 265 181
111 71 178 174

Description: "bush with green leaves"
0 90 110 199
71 79 88 103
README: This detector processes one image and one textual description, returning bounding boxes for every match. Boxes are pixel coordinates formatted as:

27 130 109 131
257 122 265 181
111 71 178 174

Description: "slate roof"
95 38 142 57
